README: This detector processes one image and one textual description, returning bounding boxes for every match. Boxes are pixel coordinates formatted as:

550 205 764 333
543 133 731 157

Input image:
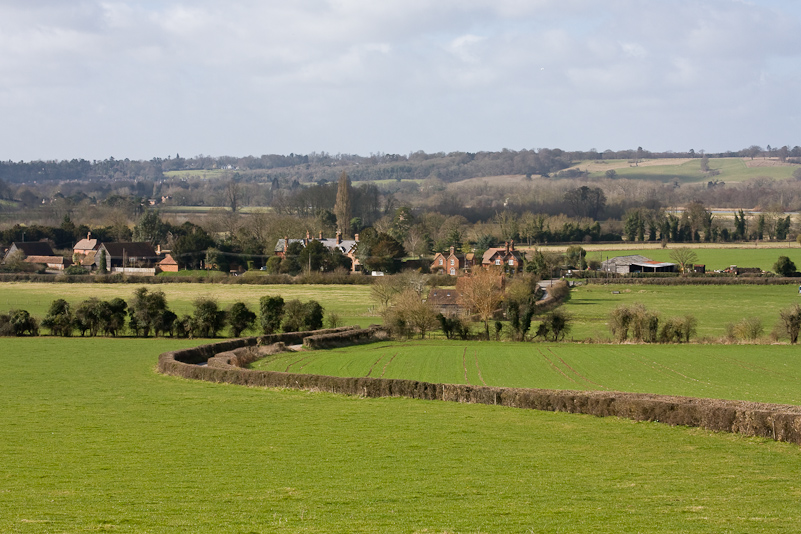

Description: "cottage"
73 232 100 258
96 242 160 275
431 246 474 276
3 241 69 271
481 241 524 273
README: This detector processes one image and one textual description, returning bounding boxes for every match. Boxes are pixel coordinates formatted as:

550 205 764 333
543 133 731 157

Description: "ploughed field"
2 338 801 532
253 340 801 406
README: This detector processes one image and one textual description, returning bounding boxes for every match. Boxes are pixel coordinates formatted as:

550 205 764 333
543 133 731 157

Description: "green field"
2 337 801 533
583 158 798 183
563 282 800 340
0 282 376 328
587 246 801 272
254 340 801 405
163 169 229 180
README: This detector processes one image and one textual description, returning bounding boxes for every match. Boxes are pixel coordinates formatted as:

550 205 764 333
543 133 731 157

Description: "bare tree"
458 268 504 339
668 247 698 273
334 171 352 237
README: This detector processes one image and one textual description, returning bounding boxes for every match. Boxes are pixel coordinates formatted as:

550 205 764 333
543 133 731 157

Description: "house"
600 255 677 274
73 232 100 258
158 253 179 273
96 242 160 275
481 241 525 273
274 231 361 272
3 241 70 271
426 288 465 315
431 246 474 276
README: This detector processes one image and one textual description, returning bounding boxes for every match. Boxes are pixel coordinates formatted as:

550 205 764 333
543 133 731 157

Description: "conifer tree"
334 171 352 238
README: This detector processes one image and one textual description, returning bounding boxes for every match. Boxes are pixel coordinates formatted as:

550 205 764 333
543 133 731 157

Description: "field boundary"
159 338 801 445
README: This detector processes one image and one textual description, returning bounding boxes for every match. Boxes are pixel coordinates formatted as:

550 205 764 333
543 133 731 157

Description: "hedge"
159 338 801 446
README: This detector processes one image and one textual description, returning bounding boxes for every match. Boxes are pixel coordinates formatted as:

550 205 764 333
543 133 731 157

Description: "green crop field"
562 282 800 340
254 340 801 405
584 246 801 272
0 282 376 328
2 337 801 533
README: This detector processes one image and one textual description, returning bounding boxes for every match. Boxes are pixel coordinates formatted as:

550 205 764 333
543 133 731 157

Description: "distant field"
572 157 798 183
0 282 376 328
563 282 799 340
582 247 801 272
163 169 228 180
253 340 801 405
157 205 272 214
2 338 801 532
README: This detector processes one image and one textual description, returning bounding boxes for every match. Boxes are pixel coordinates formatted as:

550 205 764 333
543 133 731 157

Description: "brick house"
481 241 524 273
430 246 474 276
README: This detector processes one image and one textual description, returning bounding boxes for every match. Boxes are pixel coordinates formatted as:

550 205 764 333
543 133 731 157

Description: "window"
508 259 514 266
450 268 456 275
439 258 443 265
450 259 455 265
495 259 501 266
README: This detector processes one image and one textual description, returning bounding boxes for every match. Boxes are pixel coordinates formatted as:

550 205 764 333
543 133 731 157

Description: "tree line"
0 289 332 338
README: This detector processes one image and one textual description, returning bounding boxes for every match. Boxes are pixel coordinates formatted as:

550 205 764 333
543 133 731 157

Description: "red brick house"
481 241 524 273
430 246 474 276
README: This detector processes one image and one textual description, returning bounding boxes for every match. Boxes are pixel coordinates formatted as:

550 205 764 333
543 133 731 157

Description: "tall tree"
334 171 352 238
458 268 505 340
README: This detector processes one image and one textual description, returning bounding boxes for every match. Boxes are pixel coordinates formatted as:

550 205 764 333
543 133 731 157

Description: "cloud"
0 0 800 159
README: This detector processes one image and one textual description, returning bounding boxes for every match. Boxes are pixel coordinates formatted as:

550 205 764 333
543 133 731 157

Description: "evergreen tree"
334 171 352 238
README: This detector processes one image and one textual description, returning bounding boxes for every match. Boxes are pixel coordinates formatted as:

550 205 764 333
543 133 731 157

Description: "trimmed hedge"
159 338 801 446
302 325 388 349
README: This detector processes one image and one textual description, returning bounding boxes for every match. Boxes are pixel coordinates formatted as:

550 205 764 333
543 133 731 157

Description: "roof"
81 250 97 266
26 255 67 265
631 261 675 268
158 253 178 266
601 255 653 266
274 238 357 255
101 242 158 259
482 247 524 264
427 289 461 306
11 241 55 257
74 238 99 251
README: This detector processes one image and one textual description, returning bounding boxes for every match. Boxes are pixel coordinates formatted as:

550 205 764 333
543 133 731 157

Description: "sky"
1 0 800 162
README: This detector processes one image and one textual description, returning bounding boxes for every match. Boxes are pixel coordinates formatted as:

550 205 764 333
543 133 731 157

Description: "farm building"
426 288 465 315
3 241 70 271
601 255 677 274
96 242 160 275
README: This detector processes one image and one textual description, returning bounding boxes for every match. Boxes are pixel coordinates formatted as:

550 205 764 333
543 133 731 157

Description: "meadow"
580 246 801 272
562 282 800 340
0 282 376 328
253 340 801 405
2 337 801 533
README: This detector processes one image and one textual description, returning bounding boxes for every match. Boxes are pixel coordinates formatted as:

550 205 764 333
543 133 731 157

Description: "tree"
539 309 571 341
99 298 128 336
779 304 801 344
774 256 797 277
458 268 504 339
259 295 285 334
381 289 438 339
605 169 617 179
334 171 352 238
191 298 226 338
565 245 586 270
280 299 324 332
228 302 256 337
42 299 74 337
8 309 38 336
98 249 108 274
128 287 170 337
75 298 104 336
563 186 606 219
133 211 167 245
669 247 698 273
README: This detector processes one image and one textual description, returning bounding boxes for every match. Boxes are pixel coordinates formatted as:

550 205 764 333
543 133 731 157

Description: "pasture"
563 282 800 340
2 337 801 532
0 282 376 328
254 340 801 405
581 246 800 272
577 157 798 183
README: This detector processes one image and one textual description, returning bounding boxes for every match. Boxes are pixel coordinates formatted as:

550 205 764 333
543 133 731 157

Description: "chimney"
305 230 310 245
87 231 92 239
505 241 510 253
510 240 514 251
319 231 323 240
336 230 341 245
354 233 359 242
449 246 455 255
157 244 161 255
283 236 288 254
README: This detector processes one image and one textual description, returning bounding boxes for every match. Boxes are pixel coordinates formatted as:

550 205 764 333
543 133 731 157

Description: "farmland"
253 340 801 405
575 157 799 183
581 246 800 272
2 337 801 533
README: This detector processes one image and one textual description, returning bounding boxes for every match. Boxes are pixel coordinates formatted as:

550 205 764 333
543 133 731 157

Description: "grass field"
2 337 801 533
0 282 376 328
563 282 800 340
253 340 801 405
580 247 801 272
577 157 798 183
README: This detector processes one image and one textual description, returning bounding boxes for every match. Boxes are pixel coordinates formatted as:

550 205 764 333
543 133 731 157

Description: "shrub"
731 316 764 342
779 304 801 344
538 309 572 341
42 298 74 337
259 296 285 335
325 312 343 329
609 304 634 342
281 299 325 332
774 256 797 277
191 298 226 338
9 309 38 336
228 302 256 337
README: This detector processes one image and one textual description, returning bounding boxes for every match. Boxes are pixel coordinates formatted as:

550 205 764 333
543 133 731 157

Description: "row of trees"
16 289 329 338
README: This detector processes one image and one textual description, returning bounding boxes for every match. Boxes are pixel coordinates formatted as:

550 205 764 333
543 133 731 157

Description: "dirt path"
538 348 577 384
366 354 385 377
474 350 487 386
462 347 470 384
380 353 397 378
285 354 314 373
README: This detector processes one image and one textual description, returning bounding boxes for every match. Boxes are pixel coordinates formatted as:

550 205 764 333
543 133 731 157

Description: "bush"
192 298 226 338
779 304 801 344
774 256 798 277
228 302 256 337
730 316 764 342
281 299 325 332
536 309 572 341
42 298 74 337
259 296 285 335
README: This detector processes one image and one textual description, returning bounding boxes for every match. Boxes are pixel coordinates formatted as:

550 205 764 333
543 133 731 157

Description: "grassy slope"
581 157 798 183
563 283 799 340
254 341 801 405
2 337 801 533
0 282 376 328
